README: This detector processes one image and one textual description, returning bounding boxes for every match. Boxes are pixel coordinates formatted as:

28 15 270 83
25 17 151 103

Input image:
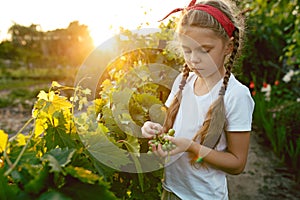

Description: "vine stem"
8 117 34 142
4 117 35 167
4 118 36 177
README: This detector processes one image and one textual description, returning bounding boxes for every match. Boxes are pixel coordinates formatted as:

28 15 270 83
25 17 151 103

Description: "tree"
3 21 94 67
239 0 300 84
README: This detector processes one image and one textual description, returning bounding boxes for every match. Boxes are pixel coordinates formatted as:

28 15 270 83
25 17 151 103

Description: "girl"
141 0 255 199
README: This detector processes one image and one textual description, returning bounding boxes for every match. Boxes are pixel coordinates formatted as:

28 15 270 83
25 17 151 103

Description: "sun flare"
0 0 188 45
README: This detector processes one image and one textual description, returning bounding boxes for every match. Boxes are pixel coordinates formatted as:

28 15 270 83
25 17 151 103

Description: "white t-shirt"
163 72 255 200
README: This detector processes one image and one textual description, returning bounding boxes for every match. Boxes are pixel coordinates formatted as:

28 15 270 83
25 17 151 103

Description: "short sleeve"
225 84 255 132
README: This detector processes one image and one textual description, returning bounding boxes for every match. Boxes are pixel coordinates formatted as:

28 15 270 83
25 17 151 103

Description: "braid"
163 64 190 133
191 28 241 167
180 63 190 90
223 28 240 90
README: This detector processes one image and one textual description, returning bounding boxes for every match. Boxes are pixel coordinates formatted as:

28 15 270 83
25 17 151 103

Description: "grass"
0 86 48 108
0 66 68 108
0 78 50 90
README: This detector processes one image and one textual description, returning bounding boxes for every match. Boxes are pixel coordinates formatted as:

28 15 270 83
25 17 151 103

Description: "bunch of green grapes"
147 129 176 154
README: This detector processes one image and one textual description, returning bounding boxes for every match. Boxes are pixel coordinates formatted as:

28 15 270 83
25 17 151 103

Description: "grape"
147 129 176 154
168 129 175 136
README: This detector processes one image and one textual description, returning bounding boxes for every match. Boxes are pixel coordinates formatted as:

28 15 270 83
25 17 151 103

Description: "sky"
0 0 190 46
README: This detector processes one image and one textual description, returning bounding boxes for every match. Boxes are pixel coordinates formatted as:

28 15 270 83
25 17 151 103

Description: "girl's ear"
225 37 234 55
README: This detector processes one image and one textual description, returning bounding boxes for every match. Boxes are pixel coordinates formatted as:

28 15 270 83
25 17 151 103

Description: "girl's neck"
194 67 226 96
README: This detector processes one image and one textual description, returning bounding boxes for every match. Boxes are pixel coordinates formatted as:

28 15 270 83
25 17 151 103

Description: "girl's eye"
200 49 210 53
183 49 191 54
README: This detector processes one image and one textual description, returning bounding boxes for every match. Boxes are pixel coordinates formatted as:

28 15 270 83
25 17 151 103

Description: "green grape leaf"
38 191 72 200
122 134 140 155
8 146 39 166
23 165 49 194
149 104 166 125
112 87 133 105
44 124 77 150
59 176 117 200
112 89 142 137
101 106 125 138
112 103 142 137
0 168 20 199
148 63 180 89
133 65 151 82
84 125 131 170
64 166 101 184
134 93 162 109
43 148 75 173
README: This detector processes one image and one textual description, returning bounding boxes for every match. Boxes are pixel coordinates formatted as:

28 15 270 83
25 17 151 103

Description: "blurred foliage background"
0 0 299 199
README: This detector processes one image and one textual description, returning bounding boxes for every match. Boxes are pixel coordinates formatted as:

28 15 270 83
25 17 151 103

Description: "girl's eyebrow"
200 44 214 48
181 45 190 49
181 44 214 49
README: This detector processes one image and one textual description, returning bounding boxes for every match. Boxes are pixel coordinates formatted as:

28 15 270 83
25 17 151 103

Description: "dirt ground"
228 132 300 200
1 105 300 200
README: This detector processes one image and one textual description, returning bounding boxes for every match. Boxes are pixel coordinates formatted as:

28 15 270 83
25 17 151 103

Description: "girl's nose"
190 51 201 64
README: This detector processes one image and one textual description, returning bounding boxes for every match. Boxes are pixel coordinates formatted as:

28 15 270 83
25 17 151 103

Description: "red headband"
159 0 235 37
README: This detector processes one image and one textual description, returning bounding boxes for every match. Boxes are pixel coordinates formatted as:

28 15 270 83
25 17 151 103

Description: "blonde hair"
162 0 244 165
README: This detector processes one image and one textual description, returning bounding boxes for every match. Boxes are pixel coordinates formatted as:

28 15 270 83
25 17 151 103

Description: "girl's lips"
191 68 203 71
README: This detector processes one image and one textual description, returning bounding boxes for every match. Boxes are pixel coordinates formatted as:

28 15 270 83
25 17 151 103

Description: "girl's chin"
194 71 220 79
194 71 205 78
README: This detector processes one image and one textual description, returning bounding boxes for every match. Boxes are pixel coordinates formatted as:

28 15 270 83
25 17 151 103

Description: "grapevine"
147 129 176 154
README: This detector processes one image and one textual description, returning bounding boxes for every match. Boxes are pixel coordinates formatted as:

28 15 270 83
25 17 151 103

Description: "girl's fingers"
141 122 163 138
156 144 168 157
150 124 162 135
168 148 181 156
164 136 175 143
151 144 161 157
150 143 168 157
143 132 154 138
141 127 155 138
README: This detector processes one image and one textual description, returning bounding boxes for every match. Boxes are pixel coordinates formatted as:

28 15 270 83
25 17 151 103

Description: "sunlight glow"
0 0 190 46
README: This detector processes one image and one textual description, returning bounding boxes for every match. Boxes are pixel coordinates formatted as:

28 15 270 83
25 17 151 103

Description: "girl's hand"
164 136 193 156
141 121 163 138
150 136 193 157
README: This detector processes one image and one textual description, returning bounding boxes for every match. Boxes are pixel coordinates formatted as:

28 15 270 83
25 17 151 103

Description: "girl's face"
179 26 231 78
